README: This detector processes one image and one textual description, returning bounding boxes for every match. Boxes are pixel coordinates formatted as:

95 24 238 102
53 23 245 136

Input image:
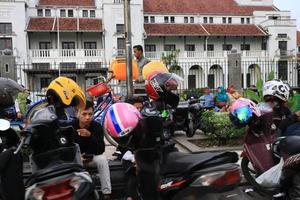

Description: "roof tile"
144 24 208 36
39 0 95 7
297 31 300 45
202 24 267 36
144 0 276 16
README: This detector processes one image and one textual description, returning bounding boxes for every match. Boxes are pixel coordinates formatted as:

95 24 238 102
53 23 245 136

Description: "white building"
0 0 299 93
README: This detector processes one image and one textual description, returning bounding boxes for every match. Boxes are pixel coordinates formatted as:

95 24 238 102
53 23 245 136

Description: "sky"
273 0 300 30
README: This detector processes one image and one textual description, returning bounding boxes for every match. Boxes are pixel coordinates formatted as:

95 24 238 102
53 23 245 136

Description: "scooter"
20 106 98 200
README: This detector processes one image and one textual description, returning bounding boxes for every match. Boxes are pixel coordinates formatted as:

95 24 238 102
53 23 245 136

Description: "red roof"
27 18 102 32
297 31 300 45
144 24 208 36
39 0 95 7
144 0 276 16
27 18 54 31
144 24 267 36
202 24 267 36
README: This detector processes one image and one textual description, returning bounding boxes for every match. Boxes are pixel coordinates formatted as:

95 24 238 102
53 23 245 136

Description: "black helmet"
0 78 24 110
145 72 182 108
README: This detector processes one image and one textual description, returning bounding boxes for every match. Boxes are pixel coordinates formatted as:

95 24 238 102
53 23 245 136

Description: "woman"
215 86 229 110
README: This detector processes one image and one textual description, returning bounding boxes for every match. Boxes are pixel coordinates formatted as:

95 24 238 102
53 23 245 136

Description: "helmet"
145 72 182 108
103 103 142 138
263 79 290 102
46 77 86 110
229 98 259 127
0 77 24 110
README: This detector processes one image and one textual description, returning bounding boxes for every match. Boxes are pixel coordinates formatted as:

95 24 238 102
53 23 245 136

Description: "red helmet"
145 72 182 107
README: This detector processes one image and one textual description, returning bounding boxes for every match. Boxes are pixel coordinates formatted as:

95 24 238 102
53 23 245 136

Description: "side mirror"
0 119 10 131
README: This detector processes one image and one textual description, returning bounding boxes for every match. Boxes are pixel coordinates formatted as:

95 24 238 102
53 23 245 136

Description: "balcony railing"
260 19 296 28
30 49 104 59
275 49 295 57
145 50 268 60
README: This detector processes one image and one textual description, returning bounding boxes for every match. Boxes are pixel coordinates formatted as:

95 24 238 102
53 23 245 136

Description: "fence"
0 60 299 103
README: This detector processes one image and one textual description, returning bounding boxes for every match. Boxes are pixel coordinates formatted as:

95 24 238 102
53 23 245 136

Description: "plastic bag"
256 158 284 187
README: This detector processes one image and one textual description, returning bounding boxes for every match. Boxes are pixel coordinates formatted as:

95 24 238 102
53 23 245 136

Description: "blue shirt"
199 93 215 108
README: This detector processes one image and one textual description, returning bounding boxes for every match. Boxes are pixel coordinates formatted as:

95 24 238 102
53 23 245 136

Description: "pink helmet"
103 103 142 138
230 98 260 117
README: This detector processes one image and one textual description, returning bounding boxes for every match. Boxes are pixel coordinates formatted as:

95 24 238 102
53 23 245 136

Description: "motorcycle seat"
161 151 238 175
281 136 300 155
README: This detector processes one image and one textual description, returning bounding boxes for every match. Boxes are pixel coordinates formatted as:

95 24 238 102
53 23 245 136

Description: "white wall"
0 1 27 64
103 0 144 63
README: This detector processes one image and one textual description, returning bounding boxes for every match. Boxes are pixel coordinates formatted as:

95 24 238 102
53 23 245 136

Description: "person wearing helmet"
262 79 300 137
145 72 183 109
46 76 86 120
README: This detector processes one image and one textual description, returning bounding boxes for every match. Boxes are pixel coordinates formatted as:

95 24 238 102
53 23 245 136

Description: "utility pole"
124 0 133 98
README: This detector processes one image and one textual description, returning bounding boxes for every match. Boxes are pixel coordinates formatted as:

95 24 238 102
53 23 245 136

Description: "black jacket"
72 119 105 155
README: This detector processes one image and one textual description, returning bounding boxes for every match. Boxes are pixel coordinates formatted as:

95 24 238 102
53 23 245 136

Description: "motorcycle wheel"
186 121 195 138
241 157 266 191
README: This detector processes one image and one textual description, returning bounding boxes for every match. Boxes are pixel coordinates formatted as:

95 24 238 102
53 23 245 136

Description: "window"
164 16 169 23
298 46 300 53
278 34 287 38
68 10 73 17
184 17 188 23
116 24 124 34
209 17 213 23
190 17 194 23
5 64 9 73
90 10 95 18
228 17 232 24
40 77 52 90
84 42 97 49
150 16 155 23
62 42 75 49
262 42 267 50
117 38 125 50
145 44 156 52
170 16 175 23
0 38 12 50
144 16 149 23
203 17 208 23
37 9 43 16
0 23 12 34
206 44 214 51
83 10 88 17
222 17 226 24
269 16 279 20
247 18 250 24
164 44 176 51
185 44 195 51
222 44 232 51
45 9 51 17
39 42 51 49
241 18 245 24
60 9 66 17
241 44 250 51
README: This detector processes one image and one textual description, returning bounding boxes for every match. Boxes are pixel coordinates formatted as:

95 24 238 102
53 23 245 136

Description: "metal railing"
29 49 104 58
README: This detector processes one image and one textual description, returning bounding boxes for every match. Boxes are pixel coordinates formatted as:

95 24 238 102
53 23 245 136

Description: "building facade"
0 0 299 94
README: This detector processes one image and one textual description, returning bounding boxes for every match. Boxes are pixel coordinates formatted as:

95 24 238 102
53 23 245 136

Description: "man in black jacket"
72 100 111 199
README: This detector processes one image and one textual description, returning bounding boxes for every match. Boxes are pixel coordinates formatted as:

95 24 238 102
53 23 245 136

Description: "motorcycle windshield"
32 145 79 170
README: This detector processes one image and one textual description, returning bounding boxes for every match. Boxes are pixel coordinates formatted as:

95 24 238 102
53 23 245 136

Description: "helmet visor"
164 73 183 91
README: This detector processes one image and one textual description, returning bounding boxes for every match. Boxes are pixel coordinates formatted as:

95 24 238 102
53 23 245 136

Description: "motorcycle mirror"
0 119 10 131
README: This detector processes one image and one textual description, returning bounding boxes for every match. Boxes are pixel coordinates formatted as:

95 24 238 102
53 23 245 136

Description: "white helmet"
263 79 290 102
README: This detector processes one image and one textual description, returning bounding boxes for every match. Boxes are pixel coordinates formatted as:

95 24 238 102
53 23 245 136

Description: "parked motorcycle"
22 106 98 200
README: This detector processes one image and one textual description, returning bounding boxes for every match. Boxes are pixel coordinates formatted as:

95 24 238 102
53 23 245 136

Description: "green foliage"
268 71 275 81
288 93 300 112
200 111 245 145
161 49 180 67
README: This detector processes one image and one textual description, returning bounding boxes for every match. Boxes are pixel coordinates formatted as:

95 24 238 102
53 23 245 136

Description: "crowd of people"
199 85 242 112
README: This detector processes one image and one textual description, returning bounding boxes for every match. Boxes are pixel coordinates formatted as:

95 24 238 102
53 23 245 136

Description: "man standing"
133 45 150 82
72 100 112 199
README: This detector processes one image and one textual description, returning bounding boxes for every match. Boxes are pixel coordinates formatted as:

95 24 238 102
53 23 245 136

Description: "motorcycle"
21 106 98 200
172 98 209 138
0 119 25 200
